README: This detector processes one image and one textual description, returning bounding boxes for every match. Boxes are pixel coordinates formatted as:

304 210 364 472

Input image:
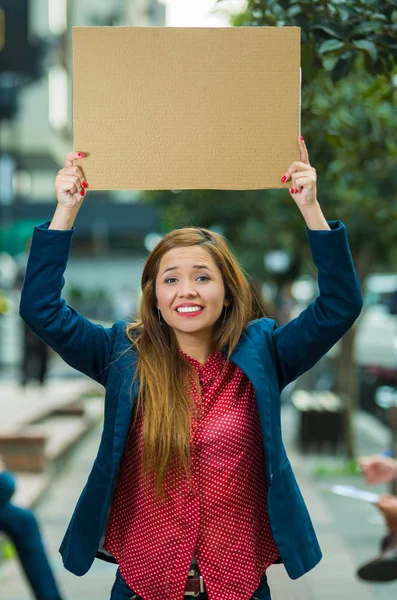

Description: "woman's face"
155 245 230 338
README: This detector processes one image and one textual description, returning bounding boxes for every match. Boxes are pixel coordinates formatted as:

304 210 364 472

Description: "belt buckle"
185 571 205 596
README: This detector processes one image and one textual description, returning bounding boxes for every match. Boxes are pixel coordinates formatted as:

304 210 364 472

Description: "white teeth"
176 306 203 313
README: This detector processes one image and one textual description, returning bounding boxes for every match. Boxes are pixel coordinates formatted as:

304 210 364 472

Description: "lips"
174 306 205 317
174 305 204 312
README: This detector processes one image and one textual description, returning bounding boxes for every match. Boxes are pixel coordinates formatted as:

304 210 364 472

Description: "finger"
56 174 84 194
282 162 314 182
55 173 85 195
291 175 312 194
299 136 310 165
57 173 86 196
292 174 312 186
57 178 79 196
61 166 85 185
379 494 395 502
64 151 85 169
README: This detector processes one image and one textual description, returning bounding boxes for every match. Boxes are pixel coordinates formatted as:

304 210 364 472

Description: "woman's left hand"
281 136 317 209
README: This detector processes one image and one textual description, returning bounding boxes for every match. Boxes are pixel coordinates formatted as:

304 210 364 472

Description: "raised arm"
268 219 363 391
19 152 116 386
269 137 363 391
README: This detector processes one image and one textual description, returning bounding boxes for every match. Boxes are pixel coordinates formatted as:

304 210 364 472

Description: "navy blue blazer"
19 219 363 580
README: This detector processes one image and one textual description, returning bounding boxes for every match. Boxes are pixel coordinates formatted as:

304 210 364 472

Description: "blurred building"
0 0 166 368
0 0 165 256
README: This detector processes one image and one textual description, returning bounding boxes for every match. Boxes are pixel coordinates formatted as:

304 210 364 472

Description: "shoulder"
111 319 130 337
246 317 278 337
238 317 278 350
110 319 139 358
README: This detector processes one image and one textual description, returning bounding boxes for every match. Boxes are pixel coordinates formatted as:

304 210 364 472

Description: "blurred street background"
1 1 397 599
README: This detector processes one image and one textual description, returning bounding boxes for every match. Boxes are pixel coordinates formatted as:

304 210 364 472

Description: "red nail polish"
299 136 304 141
78 152 85 157
290 188 295 194
80 189 85 196
82 181 88 188
281 175 287 183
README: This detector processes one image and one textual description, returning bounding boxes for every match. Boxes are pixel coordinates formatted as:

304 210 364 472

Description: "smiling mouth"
175 306 205 314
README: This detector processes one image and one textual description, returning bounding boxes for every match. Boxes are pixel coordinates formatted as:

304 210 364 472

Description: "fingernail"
290 188 295 194
82 181 88 188
80 189 85 196
299 136 304 141
78 152 85 157
281 175 287 183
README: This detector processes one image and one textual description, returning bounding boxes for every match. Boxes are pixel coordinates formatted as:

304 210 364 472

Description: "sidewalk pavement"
268 405 397 600
0 385 396 599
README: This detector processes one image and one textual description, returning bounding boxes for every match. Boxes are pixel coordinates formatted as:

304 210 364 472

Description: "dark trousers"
110 567 271 600
21 323 49 386
0 502 63 600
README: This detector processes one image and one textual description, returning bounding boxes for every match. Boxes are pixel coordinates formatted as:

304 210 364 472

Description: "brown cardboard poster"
73 26 301 191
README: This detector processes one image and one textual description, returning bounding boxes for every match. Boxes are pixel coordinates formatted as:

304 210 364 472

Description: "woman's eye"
164 276 210 284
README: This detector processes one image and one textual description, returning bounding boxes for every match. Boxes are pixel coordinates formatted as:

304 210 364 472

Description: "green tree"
223 0 397 82
143 0 397 458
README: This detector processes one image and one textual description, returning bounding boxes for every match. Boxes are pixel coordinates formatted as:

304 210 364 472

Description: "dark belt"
185 567 206 596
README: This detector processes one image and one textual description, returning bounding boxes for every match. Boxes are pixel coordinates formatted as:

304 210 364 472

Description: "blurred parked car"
354 274 397 422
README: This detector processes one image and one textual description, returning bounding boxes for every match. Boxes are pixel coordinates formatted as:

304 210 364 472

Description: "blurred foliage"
142 0 397 286
223 0 397 83
301 60 397 271
314 459 362 477
1 541 16 561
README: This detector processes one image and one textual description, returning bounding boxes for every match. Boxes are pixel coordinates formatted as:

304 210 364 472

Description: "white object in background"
319 483 381 504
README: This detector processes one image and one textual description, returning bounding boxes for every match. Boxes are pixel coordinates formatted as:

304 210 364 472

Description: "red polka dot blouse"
104 349 279 599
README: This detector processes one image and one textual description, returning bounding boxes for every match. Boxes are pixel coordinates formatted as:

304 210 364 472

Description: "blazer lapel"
112 375 139 469
226 334 273 483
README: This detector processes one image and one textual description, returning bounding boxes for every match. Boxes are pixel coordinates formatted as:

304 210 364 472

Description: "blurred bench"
0 380 104 473
291 390 346 454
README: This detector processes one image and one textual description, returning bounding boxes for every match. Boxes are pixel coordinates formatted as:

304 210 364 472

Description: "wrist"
49 204 80 230
300 201 330 231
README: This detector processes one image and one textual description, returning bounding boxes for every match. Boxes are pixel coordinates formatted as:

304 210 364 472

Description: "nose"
177 281 198 297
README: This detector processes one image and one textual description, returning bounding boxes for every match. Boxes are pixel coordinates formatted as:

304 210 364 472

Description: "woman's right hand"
55 151 88 209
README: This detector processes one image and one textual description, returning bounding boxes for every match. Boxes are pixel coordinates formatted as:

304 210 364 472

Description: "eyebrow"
161 265 213 277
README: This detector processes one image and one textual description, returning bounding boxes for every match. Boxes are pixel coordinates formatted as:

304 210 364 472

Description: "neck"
175 329 213 365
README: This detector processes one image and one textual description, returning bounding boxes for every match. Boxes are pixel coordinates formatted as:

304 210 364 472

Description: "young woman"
19 137 363 600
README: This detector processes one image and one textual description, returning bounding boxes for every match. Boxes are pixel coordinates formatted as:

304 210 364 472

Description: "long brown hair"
126 226 265 500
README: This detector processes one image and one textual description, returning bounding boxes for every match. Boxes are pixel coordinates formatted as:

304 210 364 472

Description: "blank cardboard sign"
73 26 301 191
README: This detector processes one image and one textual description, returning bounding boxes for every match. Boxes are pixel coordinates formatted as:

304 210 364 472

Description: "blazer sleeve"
19 222 117 386
267 220 363 392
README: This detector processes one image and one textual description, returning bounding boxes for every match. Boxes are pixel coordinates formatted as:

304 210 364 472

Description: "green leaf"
353 40 378 64
337 6 350 22
323 55 339 71
351 21 383 37
286 5 302 17
312 24 346 40
318 39 345 54
372 13 388 22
